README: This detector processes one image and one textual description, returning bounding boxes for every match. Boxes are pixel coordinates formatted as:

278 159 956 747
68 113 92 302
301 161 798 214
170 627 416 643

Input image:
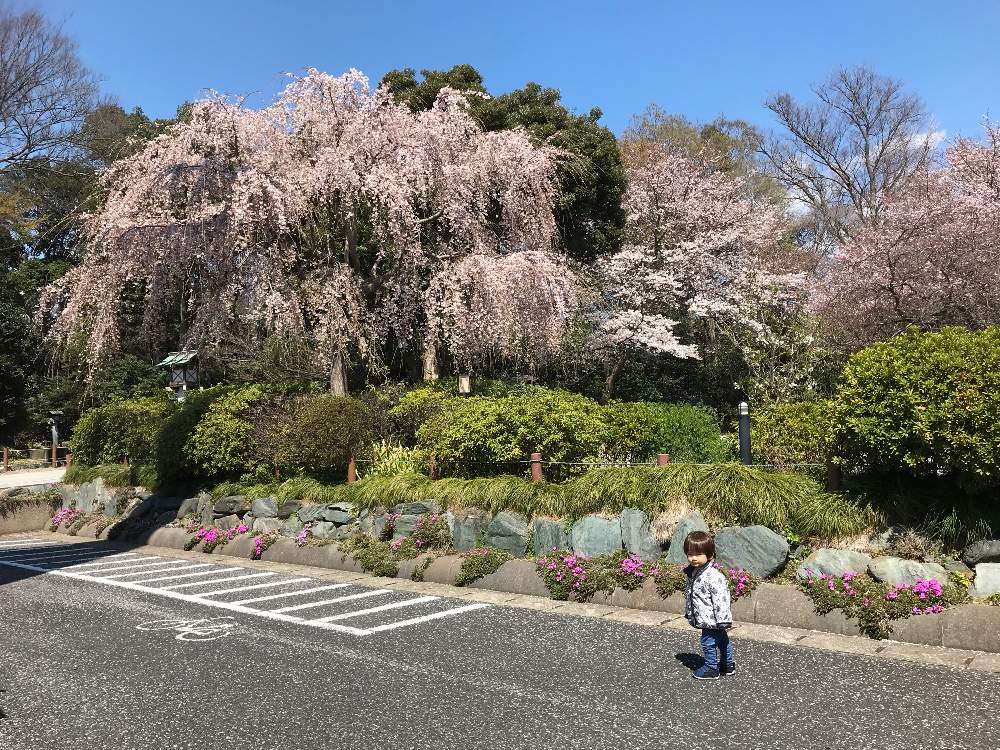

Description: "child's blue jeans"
700 628 733 670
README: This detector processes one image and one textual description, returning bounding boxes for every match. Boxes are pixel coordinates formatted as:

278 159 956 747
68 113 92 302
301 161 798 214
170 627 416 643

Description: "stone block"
319 508 353 525
277 499 301 519
971 563 1000 596
252 517 283 534
570 515 623 558
215 514 243 531
420 555 464 586
715 526 789 578
796 548 873 579
619 508 662 561
448 508 491 551
469 559 550 597
251 497 278 518
532 517 569 556
392 501 440 516
485 511 530 556
281 518 304 536
298 504 324 524
213 496 245 515
868 557 949 586
962 539 1000 567
751 583 860 636
888 611 944 646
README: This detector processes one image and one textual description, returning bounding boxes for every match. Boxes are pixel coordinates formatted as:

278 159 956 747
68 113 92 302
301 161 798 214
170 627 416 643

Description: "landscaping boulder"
666 511 709 565
571 515 623 558
392 515 422 539
962 539 1000 567
715 526 789 578
177 497 201 520
971 563 1000 597
281 518 304 536
533 517 569 556
795 549 873 580
251 497 278 518
619 508 661 561
485 511 530 557
311 521 336 540
251 517 283 534
319 507 353 525
215 514 243 531
867 557 949 586
448 508 491 551
298 505 324 524
277 499 301 519
942 559 973 577
392 501 440 516
213 496 245 515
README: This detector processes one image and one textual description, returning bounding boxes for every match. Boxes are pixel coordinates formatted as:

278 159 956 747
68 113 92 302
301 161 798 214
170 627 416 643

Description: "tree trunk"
422 342 439 382
601 359 623 403
329 350 348 395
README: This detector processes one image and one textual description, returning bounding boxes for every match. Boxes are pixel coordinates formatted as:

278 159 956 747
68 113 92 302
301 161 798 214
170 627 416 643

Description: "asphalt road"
1 539 997 750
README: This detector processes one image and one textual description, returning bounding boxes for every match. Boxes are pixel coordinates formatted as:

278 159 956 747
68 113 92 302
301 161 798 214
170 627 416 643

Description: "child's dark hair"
683 530 716 558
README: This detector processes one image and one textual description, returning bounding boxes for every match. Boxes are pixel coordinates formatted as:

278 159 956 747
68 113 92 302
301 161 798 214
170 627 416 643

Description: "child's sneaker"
720 662 737 676
692 665 720 680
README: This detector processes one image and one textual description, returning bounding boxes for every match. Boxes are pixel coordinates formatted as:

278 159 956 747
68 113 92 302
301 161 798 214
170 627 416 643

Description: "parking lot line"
231 583 351 606
367 603 492 633
2 550 114 563
311 596 438 623
135 565 233 584
98 563 196 580
65 556 162 571
196 577 312 598
87 560 193 577
270 589 390 614
160 572 276 590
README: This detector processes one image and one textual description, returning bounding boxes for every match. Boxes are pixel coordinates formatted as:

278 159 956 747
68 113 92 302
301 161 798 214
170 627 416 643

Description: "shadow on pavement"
674 652 703 670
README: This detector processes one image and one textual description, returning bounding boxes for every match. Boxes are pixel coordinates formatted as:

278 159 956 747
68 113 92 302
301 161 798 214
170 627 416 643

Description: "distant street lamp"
738 401 752 465
48 410 64 467
458 374 472 395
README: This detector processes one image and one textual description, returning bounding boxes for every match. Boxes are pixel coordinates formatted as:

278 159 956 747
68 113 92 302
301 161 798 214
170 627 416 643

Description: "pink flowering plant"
295 523 312 547
184 522 251 552
536 550 596 601
455 547 513 587
49 507 81 531
387 513 450 559
378 513 401 542
798 571 967 639
250 530 280 560
653 561 759 601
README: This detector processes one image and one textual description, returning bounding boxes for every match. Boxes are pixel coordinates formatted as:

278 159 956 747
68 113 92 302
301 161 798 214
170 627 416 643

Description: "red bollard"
657 453 670 467
530 452 544 482
347 455 357 483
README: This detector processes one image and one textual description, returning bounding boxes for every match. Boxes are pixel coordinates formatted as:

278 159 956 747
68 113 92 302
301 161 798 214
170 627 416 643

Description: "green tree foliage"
381 64 626 263
833 327 1000 484
68 395 174 466
184 385 269 480
603 401 734 463
155 386 233 488
0 301 37 442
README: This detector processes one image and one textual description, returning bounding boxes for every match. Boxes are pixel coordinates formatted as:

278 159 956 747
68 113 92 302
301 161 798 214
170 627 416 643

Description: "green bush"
185 385 270 480
387 387 458 444
155 386 234 488
602 401 733 462
275 394 373 479
69 395 174 467
415 388 611 477
833 327 1000 483
753 400 833 467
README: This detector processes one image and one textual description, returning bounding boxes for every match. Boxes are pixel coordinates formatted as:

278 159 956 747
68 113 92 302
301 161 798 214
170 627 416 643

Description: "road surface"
0 534 996 750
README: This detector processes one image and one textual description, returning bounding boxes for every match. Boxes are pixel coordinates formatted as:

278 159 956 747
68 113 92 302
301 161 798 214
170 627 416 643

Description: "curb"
7 530 998 675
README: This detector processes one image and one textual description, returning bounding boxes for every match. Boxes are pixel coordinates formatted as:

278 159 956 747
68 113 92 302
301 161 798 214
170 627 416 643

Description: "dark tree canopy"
381 65 626 263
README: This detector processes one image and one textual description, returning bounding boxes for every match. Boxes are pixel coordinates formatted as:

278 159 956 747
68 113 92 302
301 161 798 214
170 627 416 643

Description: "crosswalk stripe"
230 583 351 606
311 595 438 623
270 589 389 614
160 572 275 590
96 563 195 580
195 577 312 598
366 603 492 633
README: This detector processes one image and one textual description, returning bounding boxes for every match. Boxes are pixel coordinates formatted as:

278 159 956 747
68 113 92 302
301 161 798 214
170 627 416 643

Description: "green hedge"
275 394 373 479
155 386 234 487
69 396 174 467
753 400 833 467
603 401 733 463
833 327 1000 482
184 385 270 480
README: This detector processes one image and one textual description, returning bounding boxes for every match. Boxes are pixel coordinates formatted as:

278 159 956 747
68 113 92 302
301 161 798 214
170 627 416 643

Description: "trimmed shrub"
69 395 173 467
602 401 733 463
155 386 234 487
185 385 270 480
387 387 458 444
415 388 611 477
275 394 373 479
753 400 833 468
833 327 1000 483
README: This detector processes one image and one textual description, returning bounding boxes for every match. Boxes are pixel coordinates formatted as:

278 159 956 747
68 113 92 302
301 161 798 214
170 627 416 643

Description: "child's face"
686 551 709 566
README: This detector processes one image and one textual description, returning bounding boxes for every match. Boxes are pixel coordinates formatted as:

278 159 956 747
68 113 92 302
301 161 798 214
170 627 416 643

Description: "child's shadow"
675 653 703 670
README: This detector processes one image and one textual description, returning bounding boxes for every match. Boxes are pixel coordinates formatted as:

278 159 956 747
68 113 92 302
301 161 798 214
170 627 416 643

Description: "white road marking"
0 540 54 548
86 560 189 577
195 577 312 598
367 603 493 633
0 550 113 563
270 589 390 614
134 566 234 584
137 617 237 642
97 563 196 580
311 596 438 623
160 572 275 590
231 583 351 606
0 547 490 637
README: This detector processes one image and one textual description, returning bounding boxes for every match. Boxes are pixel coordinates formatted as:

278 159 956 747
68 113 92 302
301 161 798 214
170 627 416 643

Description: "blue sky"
36 0 1000 140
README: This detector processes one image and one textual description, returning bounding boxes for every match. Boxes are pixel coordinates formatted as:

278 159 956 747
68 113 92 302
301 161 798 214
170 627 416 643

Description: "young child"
683 530 734 680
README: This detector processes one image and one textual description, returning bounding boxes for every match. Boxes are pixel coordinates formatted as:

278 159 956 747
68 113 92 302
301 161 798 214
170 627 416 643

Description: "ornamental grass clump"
455 547 513 586
798 572 968 639
340 532 399 577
